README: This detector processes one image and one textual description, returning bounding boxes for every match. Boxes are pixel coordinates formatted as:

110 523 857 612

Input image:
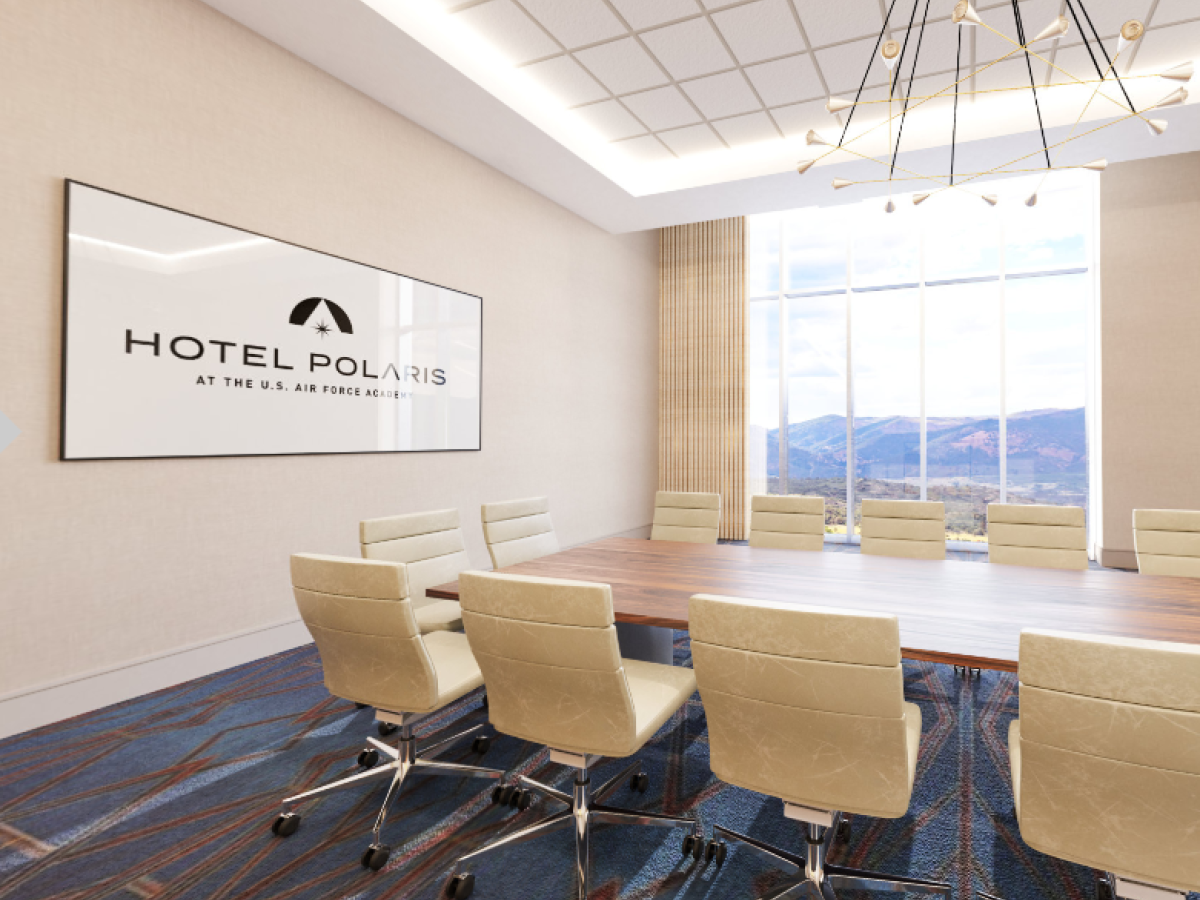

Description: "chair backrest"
291 553 438 713
480 497 559 569
860 499 945 560
690 593 914 819
1134 509 1200 578
360 508 472 599
650 491 721 544
458 570 637 757
987 504 1087 570
1016 629 1200 892
748 495 825 551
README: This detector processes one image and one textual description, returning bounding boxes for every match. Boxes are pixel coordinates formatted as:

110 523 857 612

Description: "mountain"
760 408 1086 481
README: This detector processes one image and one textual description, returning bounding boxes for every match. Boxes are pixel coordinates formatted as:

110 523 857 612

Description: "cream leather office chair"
749 494 825 551
273 554 505 873
360 508 471 632
447 571 702 900
690 593 949 900
1133 509 1200 578
987 504 1087 570
650 490 721 543
1009 629 1200 900
480 496 559 568
860 499 946 560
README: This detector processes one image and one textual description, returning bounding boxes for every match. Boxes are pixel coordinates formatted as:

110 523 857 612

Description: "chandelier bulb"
880 40 901 70
885 199 896 213
1118 20 1145 53
1032 15 1070 44
826 97 855 114
797 159 816 175
1161 62 1195 83
952 1 982 26
1025 193 1038 208
1147 117 1170 136
807 129 832 147
832 178 854 190
912 192 931 206
1081 158 1108 172
983 194 999 207
1154 88 1188 110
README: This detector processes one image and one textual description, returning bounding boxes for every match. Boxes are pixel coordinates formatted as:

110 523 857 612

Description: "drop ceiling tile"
770 98 829 137
1129 20 1200 77
1153 0 1200 27
681 70 762 118
608 0 702 30
658 123 727 154
698 0 739 9
576 38 670 95
890 18 967 79
745 53 824 106
711 0 805 65
518 0 625 49
574 98 648 138
641 17 736 79
455 0 560 64
621 85 704 129
523 54 610 106
712 110 781 145
798 0 883 48
815 36 890 94
615 134 677 161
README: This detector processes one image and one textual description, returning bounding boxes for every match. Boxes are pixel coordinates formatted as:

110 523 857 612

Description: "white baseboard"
0 618 312 741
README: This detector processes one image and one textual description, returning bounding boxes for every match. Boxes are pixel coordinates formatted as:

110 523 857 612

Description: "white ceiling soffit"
203 0 1200 232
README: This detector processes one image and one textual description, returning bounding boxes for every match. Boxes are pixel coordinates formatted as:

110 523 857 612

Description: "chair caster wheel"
494 785 517 807
471 735 491 755
681 834 702 859
704 839 728 867
1097 876 1115 900
361 843 390 871
357 748 380 768
630 771 649 793
271 812 300 837
836 818 852 843
355 702 368 709
377 722 398 737
503 787 532 810
447 872 475 899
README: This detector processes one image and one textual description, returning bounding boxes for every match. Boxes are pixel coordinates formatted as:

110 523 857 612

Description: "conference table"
428 537 1200 672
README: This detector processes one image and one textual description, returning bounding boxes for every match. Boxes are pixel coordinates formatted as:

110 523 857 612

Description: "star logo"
313 320 332 338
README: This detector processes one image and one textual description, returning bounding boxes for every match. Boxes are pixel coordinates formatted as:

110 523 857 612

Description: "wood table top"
428 537 1200 672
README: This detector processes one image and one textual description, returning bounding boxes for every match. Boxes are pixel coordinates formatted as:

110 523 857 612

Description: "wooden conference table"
428 537 1200 672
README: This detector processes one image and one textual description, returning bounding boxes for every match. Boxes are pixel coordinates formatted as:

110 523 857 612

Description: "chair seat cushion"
624 658 698 751
413 598 464 633
423 630 485 709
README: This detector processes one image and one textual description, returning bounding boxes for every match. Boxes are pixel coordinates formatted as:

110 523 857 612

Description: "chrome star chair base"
712 804 950 900
448 750 704 900
272 710 505 871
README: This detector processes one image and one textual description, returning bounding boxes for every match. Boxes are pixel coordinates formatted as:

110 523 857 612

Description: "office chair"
480 496 559 568
650 490 721 543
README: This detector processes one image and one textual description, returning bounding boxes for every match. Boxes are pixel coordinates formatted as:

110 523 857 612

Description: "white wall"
0 0 659 734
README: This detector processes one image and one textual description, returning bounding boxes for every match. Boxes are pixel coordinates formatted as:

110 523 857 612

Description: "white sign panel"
61 182 482 460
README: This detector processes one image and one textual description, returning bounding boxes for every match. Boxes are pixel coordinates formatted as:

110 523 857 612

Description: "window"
747 173 1095 548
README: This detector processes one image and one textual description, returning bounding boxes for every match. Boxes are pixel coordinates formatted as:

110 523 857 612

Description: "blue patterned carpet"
0 636 1190 900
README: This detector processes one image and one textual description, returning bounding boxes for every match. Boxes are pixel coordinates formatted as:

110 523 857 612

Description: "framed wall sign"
61 181 482 460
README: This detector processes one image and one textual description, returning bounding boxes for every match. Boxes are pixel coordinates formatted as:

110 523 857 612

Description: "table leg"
615 622 674 665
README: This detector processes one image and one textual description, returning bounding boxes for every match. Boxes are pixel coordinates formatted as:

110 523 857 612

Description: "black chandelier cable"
951 25 963 186
889 0 933 175
1011 0 1052 169
839 0 903 145
1064 0 1138 113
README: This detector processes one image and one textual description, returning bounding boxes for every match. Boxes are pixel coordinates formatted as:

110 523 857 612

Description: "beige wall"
0 0 658 696
1100 152 1200 567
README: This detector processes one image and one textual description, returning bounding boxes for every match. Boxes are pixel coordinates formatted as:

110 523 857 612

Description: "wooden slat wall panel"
659 218 746 541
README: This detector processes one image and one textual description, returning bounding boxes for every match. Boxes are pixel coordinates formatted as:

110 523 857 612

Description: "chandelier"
796 0 1193 209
